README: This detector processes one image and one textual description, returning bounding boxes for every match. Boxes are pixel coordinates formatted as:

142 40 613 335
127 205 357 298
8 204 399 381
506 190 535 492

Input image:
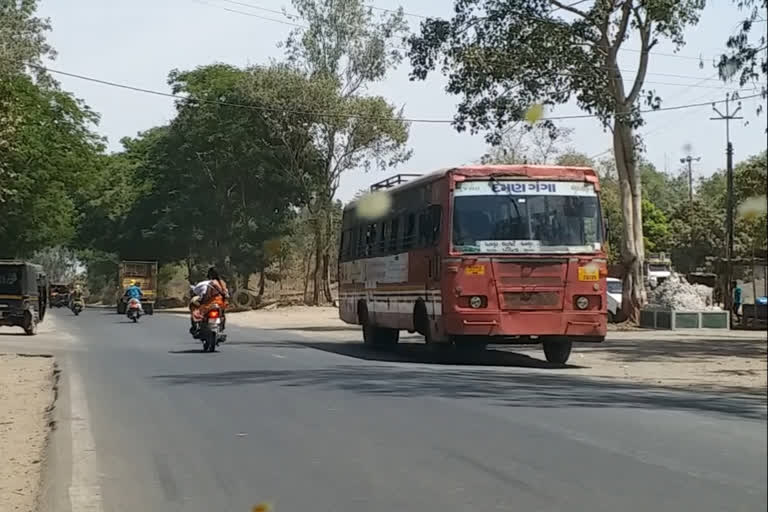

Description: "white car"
606 277 622 322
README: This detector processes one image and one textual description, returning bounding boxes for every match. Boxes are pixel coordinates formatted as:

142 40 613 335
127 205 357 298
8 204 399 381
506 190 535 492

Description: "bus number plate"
578 267 599 281
465 265 485 276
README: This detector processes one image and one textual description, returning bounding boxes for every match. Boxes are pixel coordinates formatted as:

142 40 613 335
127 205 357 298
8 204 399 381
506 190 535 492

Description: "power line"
193 1 743 89
196 0 721 63
28 61 764 124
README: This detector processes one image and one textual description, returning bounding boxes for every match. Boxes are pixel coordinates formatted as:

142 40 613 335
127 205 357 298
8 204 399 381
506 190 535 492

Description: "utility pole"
680 155 701 204
711 94 742 327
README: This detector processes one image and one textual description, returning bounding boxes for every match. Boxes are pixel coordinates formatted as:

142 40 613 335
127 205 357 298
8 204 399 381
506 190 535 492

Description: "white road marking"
271 354 286 359
68 365 104 512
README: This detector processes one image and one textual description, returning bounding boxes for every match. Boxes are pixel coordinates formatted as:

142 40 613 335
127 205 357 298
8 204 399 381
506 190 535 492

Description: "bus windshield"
452 184 602 254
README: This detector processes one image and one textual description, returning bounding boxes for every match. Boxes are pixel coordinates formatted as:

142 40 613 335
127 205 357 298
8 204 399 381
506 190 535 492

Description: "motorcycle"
193 304 227 353
126 298 142 323
70 299 84 316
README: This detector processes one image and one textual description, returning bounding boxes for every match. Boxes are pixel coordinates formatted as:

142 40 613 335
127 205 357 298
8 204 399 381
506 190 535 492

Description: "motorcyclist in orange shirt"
190 267 229 333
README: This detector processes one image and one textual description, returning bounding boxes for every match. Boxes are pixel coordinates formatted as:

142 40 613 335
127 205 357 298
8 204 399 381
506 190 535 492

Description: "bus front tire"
543 338 572 365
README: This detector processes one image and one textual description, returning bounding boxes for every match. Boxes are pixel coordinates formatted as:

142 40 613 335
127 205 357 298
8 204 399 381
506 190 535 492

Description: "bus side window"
389 217 400 253
403 213 416 249
355 226 365 258
339 230 347 261
381 219 391 255
429 205 442 246
367 224 377 256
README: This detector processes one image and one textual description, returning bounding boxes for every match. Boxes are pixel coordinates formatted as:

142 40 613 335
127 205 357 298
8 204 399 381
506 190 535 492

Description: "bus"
338 165 607 364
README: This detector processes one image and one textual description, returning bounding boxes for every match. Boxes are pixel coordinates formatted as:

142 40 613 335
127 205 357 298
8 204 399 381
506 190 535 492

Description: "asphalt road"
12 309 768 512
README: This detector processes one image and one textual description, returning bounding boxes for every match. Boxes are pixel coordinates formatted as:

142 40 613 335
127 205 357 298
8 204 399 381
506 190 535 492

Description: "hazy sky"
38 0 767 201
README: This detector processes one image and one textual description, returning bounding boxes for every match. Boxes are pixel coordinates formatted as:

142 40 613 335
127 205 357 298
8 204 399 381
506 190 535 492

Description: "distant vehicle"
645 252 672 289
49 283 70 308
338 165 608 365
0 261 48 335
70 296 85 316
116 260 157 315
606 277 622 322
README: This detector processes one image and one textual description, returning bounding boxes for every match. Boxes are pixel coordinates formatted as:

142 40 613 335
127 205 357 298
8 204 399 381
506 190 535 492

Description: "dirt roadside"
0 353 56 512
227 306 767 394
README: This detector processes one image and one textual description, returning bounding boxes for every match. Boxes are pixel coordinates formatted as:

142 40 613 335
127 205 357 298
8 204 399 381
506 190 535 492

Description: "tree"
0 0 56 203
284 0 411 305
718 0 767 109
128 65 315 284
480 125 574 164
0 74 103 257
409 0 707 321
670 151 767 271
31 246 80 283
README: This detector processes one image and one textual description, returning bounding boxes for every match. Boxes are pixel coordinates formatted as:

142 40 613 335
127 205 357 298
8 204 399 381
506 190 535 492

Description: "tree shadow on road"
152 363 767 420
577 336 766 363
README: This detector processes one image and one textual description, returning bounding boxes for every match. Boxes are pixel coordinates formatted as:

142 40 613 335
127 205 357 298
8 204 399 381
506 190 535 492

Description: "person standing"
731 281 742 323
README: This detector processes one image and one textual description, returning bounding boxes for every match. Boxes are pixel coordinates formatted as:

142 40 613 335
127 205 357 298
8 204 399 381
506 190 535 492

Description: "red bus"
338 165 607 364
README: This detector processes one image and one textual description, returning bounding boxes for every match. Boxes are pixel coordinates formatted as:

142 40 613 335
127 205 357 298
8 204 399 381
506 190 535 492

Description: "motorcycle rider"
69 284 84 309
190 267 229 333
124 280 144 313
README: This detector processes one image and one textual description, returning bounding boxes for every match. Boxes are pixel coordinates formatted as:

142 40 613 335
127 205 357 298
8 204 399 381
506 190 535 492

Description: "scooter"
70 299 84 316
126 298 142 323
194 305 227 352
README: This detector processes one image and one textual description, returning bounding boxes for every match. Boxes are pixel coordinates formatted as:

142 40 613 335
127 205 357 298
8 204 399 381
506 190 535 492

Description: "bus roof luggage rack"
370 174 422 192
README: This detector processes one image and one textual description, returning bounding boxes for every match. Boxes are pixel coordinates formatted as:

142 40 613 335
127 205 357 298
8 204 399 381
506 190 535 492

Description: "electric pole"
680 155 701 204
710 94 742 326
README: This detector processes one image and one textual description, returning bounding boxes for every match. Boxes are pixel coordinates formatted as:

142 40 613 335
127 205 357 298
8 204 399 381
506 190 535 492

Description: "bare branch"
626 6 652 104
549 0 590 19
610 1 633 58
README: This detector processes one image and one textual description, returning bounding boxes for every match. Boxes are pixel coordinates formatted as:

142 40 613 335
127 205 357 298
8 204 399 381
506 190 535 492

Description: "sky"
37 0 767 202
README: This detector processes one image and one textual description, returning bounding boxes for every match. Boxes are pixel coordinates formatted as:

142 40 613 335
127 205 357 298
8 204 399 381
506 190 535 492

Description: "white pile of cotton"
648 274 718 311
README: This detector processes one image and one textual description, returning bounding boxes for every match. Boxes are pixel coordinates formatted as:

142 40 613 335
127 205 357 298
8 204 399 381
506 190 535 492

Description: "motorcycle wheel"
74 310 80 316
206 332 217 353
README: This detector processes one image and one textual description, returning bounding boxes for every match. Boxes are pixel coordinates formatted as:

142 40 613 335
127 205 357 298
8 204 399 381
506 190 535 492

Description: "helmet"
130 280 136 286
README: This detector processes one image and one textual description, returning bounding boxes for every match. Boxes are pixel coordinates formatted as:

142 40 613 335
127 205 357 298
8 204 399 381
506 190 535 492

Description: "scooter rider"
124 280 144 312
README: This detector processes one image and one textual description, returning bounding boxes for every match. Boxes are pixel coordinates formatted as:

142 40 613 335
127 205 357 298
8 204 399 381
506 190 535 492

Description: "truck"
645 252 672 289
116 260 158 315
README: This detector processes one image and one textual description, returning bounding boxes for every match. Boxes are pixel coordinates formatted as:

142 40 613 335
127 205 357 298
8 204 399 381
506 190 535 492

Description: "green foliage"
409 0 706 139
282 0 411 304
0 74 103 257
641 199 671 252
481 125 573 165
718 0 767 104
669 151 767 271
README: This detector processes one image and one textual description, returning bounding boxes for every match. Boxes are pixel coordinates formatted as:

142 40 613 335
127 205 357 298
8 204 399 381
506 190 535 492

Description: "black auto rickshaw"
0 261 48 335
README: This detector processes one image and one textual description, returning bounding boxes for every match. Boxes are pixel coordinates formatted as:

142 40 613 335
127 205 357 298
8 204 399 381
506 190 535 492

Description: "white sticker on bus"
477 240 543 253
454 180 597 197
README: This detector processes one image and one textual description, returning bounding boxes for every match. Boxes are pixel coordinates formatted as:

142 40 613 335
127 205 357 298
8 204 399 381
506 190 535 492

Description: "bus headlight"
575 296 589 310
470 296 484 309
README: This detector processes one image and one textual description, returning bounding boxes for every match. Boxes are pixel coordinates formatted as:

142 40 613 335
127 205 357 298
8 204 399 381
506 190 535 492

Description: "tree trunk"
613 118 646 323
322 253 333 303
312 215 323 306
257 268 265 298
322 206 334 304
302 249 312 304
